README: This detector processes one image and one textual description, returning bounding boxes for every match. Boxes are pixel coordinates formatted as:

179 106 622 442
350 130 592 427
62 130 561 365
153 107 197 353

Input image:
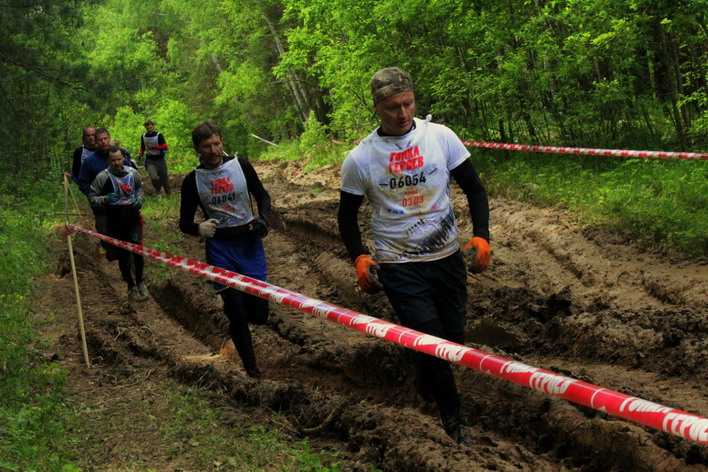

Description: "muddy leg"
117 248 136 288
146 160 162 194
221 288 260 377
133 254 144 284
412 318 462 440
378 261 464 440
243 295 269 325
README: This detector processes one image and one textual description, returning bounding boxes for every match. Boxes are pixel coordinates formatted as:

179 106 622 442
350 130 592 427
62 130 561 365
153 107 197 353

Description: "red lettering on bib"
211 177 234 194
389 146 424 174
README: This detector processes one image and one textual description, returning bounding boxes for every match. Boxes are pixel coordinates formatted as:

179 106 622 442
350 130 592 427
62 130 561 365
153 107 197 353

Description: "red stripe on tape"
67 224 708 445
463 141 708 161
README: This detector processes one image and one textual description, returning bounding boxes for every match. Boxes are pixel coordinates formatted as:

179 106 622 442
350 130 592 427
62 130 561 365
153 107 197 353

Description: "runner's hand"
463 236 491 273
355 254 382 293
251 217 268 238
107 193 121 205
198 218 219 238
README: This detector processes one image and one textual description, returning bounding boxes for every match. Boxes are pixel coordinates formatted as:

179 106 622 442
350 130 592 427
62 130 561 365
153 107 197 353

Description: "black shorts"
378 251 467 341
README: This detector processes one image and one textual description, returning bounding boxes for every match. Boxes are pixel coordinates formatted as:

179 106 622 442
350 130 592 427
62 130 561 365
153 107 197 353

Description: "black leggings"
116 250 143 288
378 252 467 420
220 288 269 371
411 318 461 420
106 208 143 288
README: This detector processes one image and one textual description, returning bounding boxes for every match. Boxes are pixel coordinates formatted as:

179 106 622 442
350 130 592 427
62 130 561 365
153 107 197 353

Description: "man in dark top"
139 119 170 195
89 146 148 301
79 128 136 196
79 128 137 254
337 67 491 442
179 120 273 378
69 127 96 184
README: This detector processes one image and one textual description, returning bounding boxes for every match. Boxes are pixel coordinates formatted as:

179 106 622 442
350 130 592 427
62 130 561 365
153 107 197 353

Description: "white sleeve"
340 152 366 196
440 125 471 171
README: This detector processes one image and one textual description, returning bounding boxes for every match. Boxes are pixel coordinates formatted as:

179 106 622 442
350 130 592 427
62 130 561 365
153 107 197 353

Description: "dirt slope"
45 160 708 471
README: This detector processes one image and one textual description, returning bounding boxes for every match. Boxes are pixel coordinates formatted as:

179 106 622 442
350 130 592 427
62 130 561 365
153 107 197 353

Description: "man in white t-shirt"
338 67 491 442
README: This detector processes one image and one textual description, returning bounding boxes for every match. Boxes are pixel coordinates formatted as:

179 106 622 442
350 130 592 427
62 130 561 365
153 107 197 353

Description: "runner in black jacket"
69 127 96 184
179 120 272 378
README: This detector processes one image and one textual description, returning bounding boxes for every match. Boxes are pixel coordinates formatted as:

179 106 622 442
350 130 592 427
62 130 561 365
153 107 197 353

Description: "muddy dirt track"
52 160 707 471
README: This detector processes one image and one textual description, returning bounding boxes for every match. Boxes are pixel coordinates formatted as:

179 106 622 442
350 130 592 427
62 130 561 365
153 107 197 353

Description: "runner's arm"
88 172 111 208
178 172 201 236
71 147 82 182
77 159 93 196
139 135 145 157
157 133 168 151
134 171 144 208
338 190 369 262
450 159 490 241
239 157 272 218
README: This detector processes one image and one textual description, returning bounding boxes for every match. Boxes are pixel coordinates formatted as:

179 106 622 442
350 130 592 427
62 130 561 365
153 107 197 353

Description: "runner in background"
337 67 491 442
89 146 148 301
68 127 96 184
179 120 273 378
139 119 170 196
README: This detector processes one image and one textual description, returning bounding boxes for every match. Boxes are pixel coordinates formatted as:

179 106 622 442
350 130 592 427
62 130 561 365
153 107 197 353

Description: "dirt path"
45 160 707 471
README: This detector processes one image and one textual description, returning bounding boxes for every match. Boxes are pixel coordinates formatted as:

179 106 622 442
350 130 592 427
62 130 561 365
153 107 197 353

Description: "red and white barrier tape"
67 224 708 446
463 141 708 161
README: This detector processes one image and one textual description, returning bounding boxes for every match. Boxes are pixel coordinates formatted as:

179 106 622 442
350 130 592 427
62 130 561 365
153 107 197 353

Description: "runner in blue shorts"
179 120 273 378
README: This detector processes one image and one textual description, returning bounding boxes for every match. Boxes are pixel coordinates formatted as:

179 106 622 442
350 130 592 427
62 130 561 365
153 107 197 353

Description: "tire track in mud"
66 234 560 472
257 162 708 469
459 195 708 383
61 161 708 471
262 196 708 470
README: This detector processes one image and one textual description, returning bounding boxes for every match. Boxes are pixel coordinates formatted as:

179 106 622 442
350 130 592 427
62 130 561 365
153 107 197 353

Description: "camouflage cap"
370 67 414 105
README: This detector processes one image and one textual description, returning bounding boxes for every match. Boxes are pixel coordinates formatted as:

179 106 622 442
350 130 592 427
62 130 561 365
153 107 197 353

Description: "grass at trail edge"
0 178 79 471
471 151 707 257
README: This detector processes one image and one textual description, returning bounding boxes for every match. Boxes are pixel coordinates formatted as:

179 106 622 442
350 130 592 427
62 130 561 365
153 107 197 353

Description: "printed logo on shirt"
388 146 424 174
401 189 423 208
211 177 234 194
209 176 238 205
119 182 133 194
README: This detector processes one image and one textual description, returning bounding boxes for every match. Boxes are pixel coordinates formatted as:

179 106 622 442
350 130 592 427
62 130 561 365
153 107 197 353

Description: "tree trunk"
261 12 309 124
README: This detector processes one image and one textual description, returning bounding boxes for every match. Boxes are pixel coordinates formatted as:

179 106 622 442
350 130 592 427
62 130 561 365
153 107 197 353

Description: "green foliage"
0 178 78 471
474 153 708 255
260 112 349 171
112 105 146 153
111 101 197 173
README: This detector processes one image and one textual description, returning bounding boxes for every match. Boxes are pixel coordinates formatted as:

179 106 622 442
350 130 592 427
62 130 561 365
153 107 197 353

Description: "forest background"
0 0 706 469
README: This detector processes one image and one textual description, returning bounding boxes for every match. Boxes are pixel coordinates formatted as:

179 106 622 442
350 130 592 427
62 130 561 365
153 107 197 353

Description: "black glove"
251 217 268 238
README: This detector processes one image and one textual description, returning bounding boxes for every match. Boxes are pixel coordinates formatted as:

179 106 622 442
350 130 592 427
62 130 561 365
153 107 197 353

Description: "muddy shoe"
245 366 262 378
441 413 465 444
128 286 141 302
415 376 435 404
137 282 150 300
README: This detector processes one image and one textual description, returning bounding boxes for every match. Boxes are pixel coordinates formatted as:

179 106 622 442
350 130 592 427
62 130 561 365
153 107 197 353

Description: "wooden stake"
67 181 82 215
64 175 91 368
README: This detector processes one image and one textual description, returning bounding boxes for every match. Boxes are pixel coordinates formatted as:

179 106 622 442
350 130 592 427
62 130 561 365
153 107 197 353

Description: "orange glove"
354 254 382 293
463 236 491 273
